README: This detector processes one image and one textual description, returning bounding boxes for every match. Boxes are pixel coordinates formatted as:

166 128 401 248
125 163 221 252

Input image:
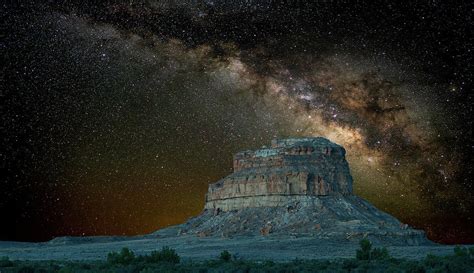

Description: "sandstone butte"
162 137 431 245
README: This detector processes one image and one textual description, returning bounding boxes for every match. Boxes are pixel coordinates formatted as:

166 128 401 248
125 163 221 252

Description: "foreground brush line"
0 241 472 273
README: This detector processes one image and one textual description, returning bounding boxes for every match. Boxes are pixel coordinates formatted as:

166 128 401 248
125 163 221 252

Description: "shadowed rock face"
170 138 431 245
205 137 353 211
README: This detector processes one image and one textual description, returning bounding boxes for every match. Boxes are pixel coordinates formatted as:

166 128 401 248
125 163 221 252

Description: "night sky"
2 1 473 243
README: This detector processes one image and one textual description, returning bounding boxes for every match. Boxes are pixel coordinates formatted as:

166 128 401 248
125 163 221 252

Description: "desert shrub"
356 239 391 261
423 253 442 268
454 245 469 257
356 239 372 260
219 250 232 262
371 246 390 260
107 247 136 265
396 260 428 273
0 256 13 267
147 247 180 264
443 258 473 273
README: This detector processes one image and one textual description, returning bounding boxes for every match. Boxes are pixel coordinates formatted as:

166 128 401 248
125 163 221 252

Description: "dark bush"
424 253 442 268
356 239 391 261
0 256 13 267
356 239 372 260
147 246 180 264
219 250 232 262
454 245 469 257
371 246 390 260
107 247 136 265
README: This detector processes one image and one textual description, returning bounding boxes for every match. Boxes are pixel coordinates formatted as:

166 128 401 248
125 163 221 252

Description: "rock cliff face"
160 138 431 245
205 138 353 211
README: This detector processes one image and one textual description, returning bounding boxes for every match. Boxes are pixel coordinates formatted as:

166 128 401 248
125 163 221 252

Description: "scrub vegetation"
0 240 472 273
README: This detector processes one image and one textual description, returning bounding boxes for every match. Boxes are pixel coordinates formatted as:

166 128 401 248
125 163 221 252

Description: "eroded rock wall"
206 138 353 211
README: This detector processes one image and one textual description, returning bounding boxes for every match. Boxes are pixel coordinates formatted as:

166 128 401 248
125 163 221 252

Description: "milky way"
3 2 473 243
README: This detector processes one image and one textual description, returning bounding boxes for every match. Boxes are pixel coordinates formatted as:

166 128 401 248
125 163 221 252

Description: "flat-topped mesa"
205 137 353 211
170 136 429 244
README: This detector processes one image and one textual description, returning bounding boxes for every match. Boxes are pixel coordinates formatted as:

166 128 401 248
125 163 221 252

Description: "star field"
2 1 473 243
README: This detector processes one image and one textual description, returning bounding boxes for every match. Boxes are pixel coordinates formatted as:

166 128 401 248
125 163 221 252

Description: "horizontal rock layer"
206 137 353 211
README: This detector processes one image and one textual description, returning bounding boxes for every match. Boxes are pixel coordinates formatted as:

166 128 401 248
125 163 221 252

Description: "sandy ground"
0 233 464 262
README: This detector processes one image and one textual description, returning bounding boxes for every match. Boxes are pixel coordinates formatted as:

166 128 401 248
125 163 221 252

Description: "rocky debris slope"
156 137 430 245
175 196 427 245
